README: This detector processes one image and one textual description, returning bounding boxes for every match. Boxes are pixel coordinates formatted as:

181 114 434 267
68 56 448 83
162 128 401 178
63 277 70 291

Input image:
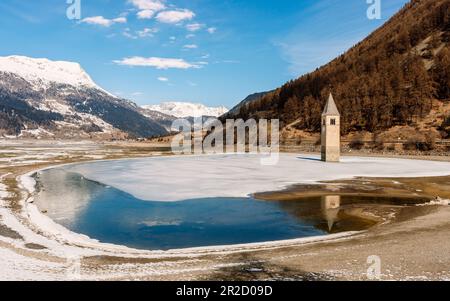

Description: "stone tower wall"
321 115 340 162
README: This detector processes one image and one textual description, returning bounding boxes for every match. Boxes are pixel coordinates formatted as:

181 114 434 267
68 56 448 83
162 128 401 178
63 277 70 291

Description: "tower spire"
322 93 340 116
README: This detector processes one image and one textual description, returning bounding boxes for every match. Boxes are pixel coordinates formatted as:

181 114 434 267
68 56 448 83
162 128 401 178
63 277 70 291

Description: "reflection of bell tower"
321 93 341 162
321 195 341 232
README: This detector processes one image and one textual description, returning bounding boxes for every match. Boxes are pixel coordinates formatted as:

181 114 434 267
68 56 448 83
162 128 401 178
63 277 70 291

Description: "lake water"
33 167 426 251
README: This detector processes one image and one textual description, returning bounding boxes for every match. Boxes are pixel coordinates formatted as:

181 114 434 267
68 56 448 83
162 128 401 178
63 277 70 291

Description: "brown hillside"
229 0 450 139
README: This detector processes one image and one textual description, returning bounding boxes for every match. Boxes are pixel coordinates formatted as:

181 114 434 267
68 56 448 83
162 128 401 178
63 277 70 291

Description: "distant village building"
321 93 341 162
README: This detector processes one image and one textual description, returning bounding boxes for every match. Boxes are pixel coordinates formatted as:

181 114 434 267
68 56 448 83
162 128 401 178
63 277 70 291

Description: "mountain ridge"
143 102 229 118
0 56 169 139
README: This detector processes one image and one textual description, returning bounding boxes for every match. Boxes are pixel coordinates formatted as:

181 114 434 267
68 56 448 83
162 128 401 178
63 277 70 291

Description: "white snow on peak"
0 55 99 89
142 102 228 118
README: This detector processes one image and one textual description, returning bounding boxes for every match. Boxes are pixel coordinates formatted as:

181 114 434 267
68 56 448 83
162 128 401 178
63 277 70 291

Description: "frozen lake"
32 154 448 250
65 154 450 202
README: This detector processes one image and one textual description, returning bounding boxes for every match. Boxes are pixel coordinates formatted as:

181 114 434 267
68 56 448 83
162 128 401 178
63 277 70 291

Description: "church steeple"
321 93 341 162
322 93 340 116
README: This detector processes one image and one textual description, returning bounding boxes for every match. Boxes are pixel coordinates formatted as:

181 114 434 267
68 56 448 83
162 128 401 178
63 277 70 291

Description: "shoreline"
1 141 450 280
17 153 450 253
21 160 365 255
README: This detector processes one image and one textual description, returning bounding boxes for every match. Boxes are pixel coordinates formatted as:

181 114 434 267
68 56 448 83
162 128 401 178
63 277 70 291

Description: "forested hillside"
229 0 450 137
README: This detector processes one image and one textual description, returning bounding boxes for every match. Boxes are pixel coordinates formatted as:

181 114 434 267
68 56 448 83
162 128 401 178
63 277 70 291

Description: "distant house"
321 93 341 162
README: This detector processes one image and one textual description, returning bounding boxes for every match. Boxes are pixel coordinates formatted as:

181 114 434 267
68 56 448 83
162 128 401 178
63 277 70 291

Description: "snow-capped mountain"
0 55 168 139
0 56 98 90
142 102 229 118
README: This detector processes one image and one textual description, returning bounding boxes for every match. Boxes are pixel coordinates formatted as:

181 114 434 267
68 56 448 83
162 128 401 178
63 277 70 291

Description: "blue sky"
0 0 409 108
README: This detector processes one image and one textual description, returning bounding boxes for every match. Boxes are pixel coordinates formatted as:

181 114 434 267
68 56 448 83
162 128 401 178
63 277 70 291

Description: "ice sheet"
65 154 450 202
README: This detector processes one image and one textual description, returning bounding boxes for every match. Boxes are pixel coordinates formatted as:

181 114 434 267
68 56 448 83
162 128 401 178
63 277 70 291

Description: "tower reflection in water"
321 195 341 232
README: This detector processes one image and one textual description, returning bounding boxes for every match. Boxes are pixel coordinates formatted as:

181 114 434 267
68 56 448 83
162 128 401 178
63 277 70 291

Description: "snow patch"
0 247 63 281
418 197 450 206
19 128 55 139
37 99 73 115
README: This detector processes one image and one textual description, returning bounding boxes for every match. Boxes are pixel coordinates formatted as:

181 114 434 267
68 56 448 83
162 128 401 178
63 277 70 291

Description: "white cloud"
137 27 158 37
183 44 198 49
157 77 169 82
122 28 158 39
130 0 165 21
132 92 143 96
137 10 155 19
156 9 195 24
207 27 217 34
114 17 127 23
80 16 127 27
186 34 195 39
114 56 201 69
186 23 204 32
129 0 166 11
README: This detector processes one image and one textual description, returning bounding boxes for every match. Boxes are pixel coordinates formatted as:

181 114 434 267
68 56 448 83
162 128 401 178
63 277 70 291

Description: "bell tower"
321 93 341 162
